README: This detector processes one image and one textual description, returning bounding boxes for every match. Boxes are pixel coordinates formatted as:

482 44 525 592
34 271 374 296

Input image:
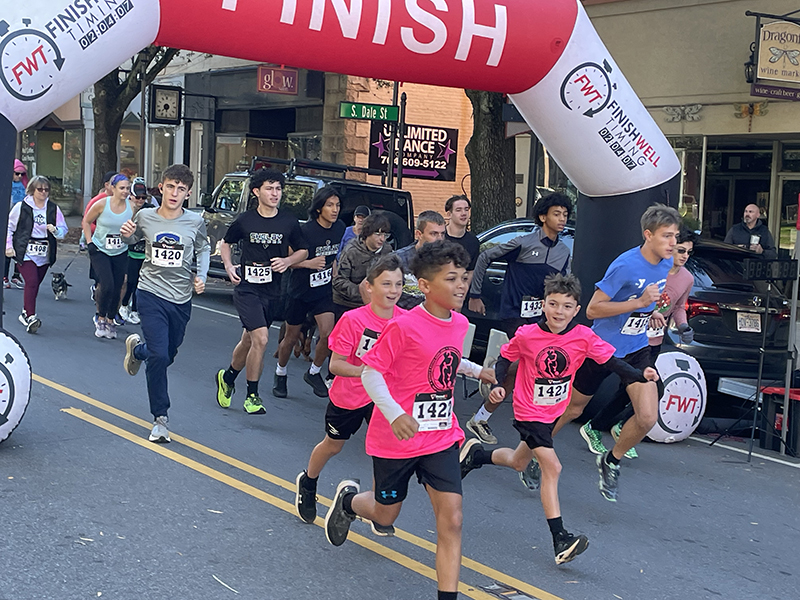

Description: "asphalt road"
1 248 798 600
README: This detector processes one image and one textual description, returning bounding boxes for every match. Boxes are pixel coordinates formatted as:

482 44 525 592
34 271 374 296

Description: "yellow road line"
61 407 493 600
35 374 565 600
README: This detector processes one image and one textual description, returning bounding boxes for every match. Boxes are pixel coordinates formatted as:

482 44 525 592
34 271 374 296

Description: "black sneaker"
597 451 620 502
295 471 317 524
325 479 360 546
459 438 484 480
304 371 329 398
370 521 395 537
554 531 589 565
272 373 288 398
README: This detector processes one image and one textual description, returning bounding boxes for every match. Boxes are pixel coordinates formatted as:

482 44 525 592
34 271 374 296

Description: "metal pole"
781 249 799 455
526 134 540 218
0 115 18 329
749 282 772 461
698 135 708 231
139 69 147 178
386 82 399 188
396 92 407 190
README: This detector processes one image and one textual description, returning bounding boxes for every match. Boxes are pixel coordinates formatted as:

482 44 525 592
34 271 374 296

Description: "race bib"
355 328 379 359
245 264 272 284
621 311 651 336
105 234 125 251
26 240 48 257
151 241 185 268
520 296 543 318
310 267 332 288
533 376 571 405
647 325 665 338
413 391 453 432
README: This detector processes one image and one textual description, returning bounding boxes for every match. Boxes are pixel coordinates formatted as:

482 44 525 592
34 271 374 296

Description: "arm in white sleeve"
54 207 68 239
458 358 483 379
6 202 21 250
361 365 406 424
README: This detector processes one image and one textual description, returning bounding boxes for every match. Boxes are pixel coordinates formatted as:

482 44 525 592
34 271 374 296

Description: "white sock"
276 364 287 376
475 405 492 422
309 363 321 376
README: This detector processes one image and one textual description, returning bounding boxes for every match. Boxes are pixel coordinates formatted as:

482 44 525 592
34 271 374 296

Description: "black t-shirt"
445 229 480 271
224 209 306 297
289 218 346 301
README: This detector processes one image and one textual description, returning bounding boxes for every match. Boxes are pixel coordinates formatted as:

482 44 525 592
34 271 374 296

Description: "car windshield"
214 179 244 212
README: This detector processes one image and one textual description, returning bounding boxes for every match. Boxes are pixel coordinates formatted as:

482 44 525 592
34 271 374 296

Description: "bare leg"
312 312 335 368
427 487 462 593
350 491 403 527
307 436 346 479
277 323 304 368
533 447 562 519
244 326 269 382
610 381 658 460
552 390 593 436
230 329 251 372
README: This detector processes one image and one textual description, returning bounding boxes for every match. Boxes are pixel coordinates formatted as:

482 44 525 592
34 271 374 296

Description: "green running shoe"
580 421 608 455
243 392 266 415
215 369 234 408
610 421 638 459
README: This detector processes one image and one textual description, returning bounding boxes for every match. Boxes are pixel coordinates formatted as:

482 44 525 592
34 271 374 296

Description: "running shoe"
10 275 23 289
325 479 360 546
243 393 266 415
3 278 10 289
273 373 288 398
610 421 639 459
459 438 484 480
19 313 41 334
149 416 170 443
580 421 607 455
113 313 125 327
519 458 541 491
295 471 317 524
119 305 131 323
124 334 142 376
466 415 497 445
105 321 118 339
554 531 589 565
94 319 106 339
304 371 330 398
597 452 620 502
215 369 234 408
370 521 395 537
127 310 141 325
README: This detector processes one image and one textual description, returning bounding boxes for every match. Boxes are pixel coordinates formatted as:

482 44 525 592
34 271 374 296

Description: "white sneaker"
26 314 42 334
127 310 141 325
124 334 143 376
105 321 117 339
149 416 170 443
95 320 106 338
119 305 131 322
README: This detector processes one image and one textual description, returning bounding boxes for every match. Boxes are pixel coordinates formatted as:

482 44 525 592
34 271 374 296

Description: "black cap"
103 171 117 184
354 205 371 217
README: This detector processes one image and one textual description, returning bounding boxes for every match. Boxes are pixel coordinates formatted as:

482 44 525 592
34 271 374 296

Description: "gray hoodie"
333 238 390 307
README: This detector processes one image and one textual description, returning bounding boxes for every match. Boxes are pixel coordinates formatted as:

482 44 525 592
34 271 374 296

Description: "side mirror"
199 192 214 208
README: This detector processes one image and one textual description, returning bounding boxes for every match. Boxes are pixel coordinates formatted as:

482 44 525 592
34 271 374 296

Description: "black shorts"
285 294 335 326
573 346 655 397
513 419 556 449
233 284 279 331
325 401 373 440
372 443 462 505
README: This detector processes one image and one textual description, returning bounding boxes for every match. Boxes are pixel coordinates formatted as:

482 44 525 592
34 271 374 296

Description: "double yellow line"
35 374 565 600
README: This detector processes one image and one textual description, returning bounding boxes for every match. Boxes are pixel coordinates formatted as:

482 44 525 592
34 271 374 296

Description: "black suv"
200 157 414 279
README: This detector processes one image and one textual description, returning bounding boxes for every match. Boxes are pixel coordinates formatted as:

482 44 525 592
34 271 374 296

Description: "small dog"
51 272 71 300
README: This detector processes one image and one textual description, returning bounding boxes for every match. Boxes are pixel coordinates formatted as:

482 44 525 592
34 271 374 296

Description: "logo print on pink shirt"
428 347 460 391
535 346 570 379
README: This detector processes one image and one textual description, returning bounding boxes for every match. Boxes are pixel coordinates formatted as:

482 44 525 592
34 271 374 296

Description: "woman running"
82 173 133 339
5 175 68 333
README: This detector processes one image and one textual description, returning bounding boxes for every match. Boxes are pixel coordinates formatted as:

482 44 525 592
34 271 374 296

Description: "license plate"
737 312 761 333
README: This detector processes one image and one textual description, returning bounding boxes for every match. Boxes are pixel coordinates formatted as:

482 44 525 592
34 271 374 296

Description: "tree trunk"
464 90 516 233
92 71 124 195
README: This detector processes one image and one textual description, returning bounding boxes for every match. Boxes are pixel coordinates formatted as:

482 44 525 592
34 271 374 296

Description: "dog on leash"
51 272 71 300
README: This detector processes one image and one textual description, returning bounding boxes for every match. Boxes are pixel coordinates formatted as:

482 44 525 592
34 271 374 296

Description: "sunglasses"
13 172 24 176
35 187 50 193
675 248 693 255
134 195 147 200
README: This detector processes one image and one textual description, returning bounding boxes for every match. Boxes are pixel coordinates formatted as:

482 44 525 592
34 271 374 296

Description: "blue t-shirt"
336 226 357 260
591 246 672 358
11 181 25 206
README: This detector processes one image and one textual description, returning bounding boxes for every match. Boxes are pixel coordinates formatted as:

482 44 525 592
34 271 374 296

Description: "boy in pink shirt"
295 254 405 530
460 274 658 565
324 240 495 600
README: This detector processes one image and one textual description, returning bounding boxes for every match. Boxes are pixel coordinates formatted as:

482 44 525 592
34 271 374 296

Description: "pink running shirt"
328 304 406 410
361 305 469 459
501 322 615 423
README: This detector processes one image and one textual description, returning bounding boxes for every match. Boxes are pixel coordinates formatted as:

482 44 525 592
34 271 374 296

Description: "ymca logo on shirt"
428 346 460 391
535 346 571 379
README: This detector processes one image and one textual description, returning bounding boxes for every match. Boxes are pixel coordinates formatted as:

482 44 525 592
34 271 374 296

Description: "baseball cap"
102 171 117 184
354 205 371 217
131 177 148 198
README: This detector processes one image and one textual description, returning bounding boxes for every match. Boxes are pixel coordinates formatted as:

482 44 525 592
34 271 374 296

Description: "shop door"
778 176 800 254
705 176 770 240
705 177 732 239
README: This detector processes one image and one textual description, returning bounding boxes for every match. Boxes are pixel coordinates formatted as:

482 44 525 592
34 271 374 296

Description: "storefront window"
779 178 800 253
215 135 289 185
120 127 142 177
62 129 83 212
149 127 175 185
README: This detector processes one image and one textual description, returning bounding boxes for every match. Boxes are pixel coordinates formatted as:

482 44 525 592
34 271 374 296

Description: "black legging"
122 256 144 310
90 250 128 319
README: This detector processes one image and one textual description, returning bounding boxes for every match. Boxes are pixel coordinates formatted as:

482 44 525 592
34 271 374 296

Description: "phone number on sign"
380 156 448 169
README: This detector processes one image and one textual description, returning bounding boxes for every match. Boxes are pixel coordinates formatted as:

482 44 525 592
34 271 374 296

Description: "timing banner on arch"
0 0 679 198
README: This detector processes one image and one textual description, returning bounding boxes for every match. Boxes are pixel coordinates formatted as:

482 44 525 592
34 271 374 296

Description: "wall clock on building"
149 85 183 125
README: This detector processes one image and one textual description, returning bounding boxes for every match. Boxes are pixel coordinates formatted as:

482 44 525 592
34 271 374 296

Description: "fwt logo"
0 18 65 101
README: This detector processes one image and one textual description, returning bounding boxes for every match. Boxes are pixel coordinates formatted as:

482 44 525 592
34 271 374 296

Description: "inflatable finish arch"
0 0 680 439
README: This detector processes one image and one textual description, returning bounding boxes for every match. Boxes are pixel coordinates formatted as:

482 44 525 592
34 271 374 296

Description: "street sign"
339 102 399 122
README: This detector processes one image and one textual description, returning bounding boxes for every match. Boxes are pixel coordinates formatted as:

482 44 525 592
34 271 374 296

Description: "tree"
91 45 179 193
464 90 516 233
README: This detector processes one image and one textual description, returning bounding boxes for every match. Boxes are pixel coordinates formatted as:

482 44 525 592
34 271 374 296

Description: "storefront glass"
149 127 175 185
214 135 289 185
120 127 142 177
19 128 84 215
778 177 800 253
